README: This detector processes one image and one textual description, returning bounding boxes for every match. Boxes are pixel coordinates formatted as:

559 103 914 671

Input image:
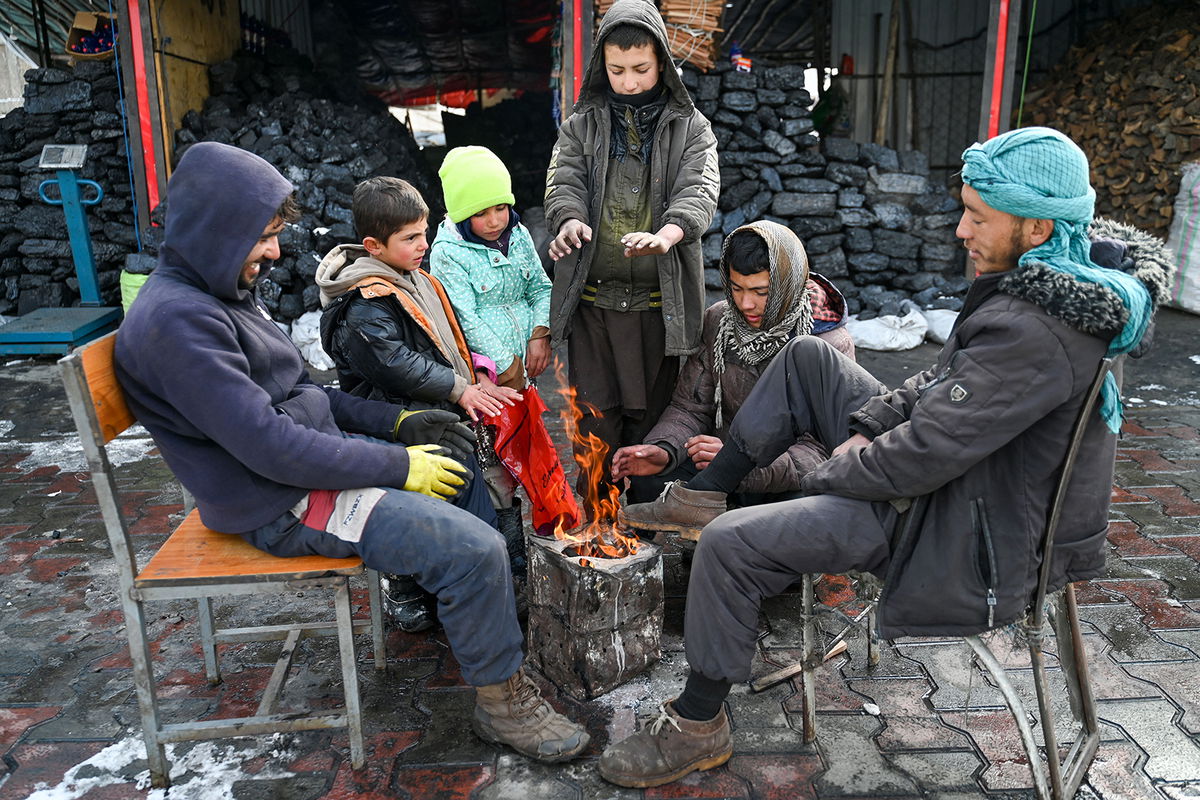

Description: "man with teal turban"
598 127 1174 789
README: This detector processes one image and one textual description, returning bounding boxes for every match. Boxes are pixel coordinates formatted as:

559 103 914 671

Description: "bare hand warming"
621 223 684 258
549 219 593 261
685 435 723 468
525 337 551 378
457 380 521 421
611 444 669 480
832 432 872 458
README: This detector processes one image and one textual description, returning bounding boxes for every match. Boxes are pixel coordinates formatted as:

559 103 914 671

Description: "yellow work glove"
403 444 469 501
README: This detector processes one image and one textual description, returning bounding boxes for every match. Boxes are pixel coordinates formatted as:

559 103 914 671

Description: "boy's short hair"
725 230 770 276
352 177 429 242
603 23 658 55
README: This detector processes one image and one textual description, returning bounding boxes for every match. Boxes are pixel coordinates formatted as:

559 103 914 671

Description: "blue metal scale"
0 144 123 355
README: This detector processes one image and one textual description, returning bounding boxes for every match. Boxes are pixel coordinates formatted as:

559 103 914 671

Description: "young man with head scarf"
600 127 1173 788
610 221 854 512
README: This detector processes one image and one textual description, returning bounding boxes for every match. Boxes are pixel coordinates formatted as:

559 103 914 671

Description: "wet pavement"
0 308 1197 799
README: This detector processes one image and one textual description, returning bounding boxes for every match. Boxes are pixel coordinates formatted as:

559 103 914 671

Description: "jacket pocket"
971 497 999 628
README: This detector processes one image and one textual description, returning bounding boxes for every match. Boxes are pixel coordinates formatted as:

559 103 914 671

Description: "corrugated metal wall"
241 0 314 58
830 0 1156 182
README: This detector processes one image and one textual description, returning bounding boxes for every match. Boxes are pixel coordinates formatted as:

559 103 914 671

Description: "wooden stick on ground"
749 640 848 693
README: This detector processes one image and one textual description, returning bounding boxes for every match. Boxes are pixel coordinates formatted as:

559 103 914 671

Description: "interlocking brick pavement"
2 313 1200 799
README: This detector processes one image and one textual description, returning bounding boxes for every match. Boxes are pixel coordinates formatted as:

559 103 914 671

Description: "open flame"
550 358 639 559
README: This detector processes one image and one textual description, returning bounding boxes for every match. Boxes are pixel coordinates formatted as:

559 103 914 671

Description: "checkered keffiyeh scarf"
961 127 1152 433
713 221 813 429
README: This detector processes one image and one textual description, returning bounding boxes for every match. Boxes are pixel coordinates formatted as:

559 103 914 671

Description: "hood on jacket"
315 243 405 307
158 142 294 302
577 0 693 115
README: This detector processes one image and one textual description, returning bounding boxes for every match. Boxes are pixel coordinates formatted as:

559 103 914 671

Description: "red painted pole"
987 0 1010 139
572 0 584 103
126 0 160 211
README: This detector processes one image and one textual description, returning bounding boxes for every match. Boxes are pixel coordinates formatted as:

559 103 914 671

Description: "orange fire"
550 358 640 559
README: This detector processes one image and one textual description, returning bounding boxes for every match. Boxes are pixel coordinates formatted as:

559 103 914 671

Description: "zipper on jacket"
971 497 999 627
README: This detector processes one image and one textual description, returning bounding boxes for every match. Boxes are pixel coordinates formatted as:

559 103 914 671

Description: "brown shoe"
473 668 590 762
599 701 732 788
618 481 727 541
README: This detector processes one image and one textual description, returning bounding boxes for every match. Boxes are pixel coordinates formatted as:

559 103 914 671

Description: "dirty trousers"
243 453 523 687
684 337 897 683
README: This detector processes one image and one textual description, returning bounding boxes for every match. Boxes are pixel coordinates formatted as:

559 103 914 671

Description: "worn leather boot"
380 574 436 633
618 481 727 541
495 498 527 581
599 701 732 788
473 668 590 762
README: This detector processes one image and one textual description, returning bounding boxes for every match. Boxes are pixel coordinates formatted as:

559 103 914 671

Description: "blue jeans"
243 455 522 686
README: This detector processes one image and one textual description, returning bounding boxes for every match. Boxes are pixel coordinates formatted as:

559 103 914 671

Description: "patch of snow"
24 735 299 800
1127 397 1145 404
0 425 156 472
1151 399 1169 406
0 419 14 437
1138 384 1166 390
863 702 881 715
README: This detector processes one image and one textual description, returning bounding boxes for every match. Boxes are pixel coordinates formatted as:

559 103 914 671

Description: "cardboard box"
66 12 116 61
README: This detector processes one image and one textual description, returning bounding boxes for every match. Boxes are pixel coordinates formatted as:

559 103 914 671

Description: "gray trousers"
684 337 897 683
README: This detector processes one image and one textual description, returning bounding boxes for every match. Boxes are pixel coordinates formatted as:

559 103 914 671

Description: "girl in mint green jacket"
431 146 553 391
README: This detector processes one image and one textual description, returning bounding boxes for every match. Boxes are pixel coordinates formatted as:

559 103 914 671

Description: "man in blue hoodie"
115 142 589 763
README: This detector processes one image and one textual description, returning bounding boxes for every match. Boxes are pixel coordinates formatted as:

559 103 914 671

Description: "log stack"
1023 1 1200 239
594 0 725 72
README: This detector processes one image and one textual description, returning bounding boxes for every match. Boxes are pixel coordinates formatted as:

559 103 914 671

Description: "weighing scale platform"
0 306 122 355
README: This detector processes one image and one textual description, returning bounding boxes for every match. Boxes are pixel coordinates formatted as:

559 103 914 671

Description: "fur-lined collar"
996 217 1174 339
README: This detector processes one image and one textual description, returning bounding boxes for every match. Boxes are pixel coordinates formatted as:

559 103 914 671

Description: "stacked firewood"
594 0 725 72
1023 1 1200 238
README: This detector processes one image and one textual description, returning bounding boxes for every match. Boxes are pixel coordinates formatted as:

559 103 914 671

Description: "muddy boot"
598 701 731 788
380 574 436 633
618 481 727 541
473 668 590 762
496 498 527 581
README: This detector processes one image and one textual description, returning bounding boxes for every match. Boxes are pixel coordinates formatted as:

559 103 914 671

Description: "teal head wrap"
961 127 1152 434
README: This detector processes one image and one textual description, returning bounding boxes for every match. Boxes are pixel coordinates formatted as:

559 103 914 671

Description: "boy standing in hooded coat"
545 0 719 506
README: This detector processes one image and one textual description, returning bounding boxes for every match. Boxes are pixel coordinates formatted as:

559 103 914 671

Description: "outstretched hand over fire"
611 444 670 480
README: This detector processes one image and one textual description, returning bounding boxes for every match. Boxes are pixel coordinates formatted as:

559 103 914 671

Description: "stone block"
781 117 814 138
838 208 878 227
870 169 928 194
713 109 741 128
810 247 847 277
859 142 900 171
898 149 930 176
771 192 836 217
703 235 723 265
804 233 843 255
838 188 865 208
762 64 806 90
871 202 913 230
822 137 860 163
788 215 841 238
873 229 923 259
844 227 873 252
755 106 780 131
849 252 891 273
894 272 937 292
526 536 663 700
922 242 963 262
698 75 721 101
825 161 869 186
778 104 808 119
722 91 756 113
783 177 838 193
756 88 786 106
722 71 757 91
759 166 782 192
761 129 796 157
721 206 748 235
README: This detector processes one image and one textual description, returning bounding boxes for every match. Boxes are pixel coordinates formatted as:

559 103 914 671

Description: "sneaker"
380 574 436 633
618 481 727 541
473 668 590 762
598 701 732 788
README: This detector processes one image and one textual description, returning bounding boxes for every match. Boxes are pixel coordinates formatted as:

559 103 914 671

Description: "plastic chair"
798 357 1113 800
60 331 385 788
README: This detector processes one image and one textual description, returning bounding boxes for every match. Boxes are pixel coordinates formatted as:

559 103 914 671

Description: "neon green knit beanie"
438 146 516 223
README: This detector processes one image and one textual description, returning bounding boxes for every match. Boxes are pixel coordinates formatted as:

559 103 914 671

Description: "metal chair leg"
334 579 366 768
366 567 385 670
197 596 219 685
122 594 171 787
801 573 817 743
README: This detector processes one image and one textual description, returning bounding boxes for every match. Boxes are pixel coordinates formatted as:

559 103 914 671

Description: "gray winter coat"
544 0 719 357
802 221 1173 638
